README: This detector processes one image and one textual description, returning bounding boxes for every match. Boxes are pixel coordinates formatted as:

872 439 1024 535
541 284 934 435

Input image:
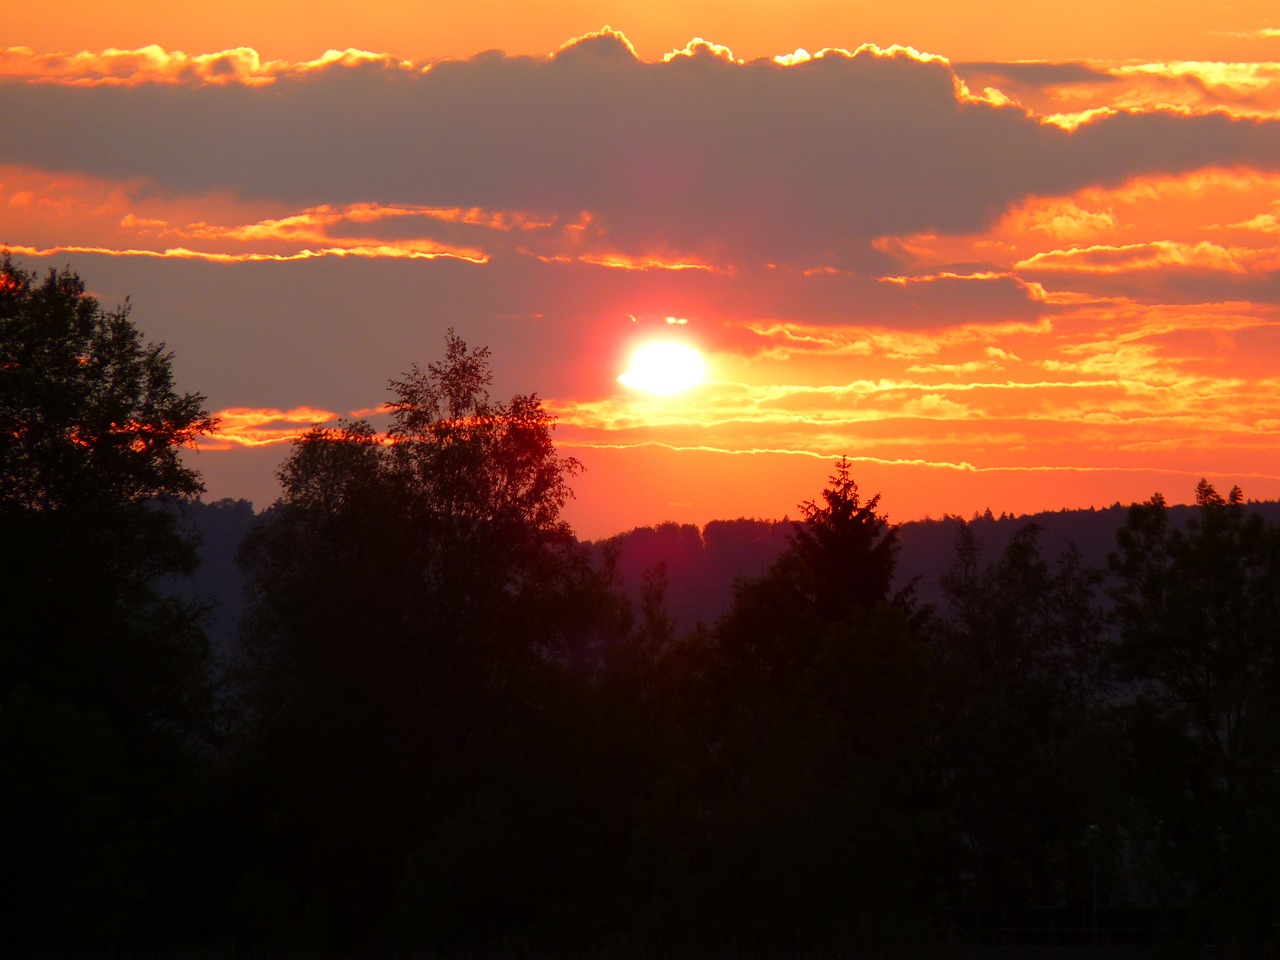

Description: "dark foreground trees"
228 404 1280 956
230 440 949 954
0 257 218 948
11 257 1280 957
934 522 1112 913
230 332 622 950
655 459 945 952
1109 481 1280 939
929 482 1280 949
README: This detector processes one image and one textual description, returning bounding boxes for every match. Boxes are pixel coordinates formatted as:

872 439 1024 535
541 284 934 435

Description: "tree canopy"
231 329 613 948
0 255 214 513
0 256 219 950
1108 480 1280 931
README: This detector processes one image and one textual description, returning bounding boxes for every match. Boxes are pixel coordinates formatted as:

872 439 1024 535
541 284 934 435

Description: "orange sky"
3 5 1280 538
11 0 1280 63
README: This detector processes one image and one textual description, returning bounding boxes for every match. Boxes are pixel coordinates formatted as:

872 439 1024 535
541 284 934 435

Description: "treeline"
590 501 1280 637
5 259 1280 957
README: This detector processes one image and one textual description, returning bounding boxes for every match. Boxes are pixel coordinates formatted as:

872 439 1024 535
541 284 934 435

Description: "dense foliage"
0 257 218 947
228 332 612 950
7 258 1280 956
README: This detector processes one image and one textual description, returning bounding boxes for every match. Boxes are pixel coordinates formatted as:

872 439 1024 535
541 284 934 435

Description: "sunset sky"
4 2 1280 538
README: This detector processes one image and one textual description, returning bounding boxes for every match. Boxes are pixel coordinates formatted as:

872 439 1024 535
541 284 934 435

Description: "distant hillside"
176 494 1280 649
600 499 1280 635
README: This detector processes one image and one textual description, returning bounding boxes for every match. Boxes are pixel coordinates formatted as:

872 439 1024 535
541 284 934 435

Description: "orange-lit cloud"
666 38 741 64
0 44 415 86
0 166 537 263
575 252 719 272
204 406 339 449
6 243 484 265
6 35 1280 275
952 59 1280 122
536 285 1280 528
8 28 1280 534
1016 240 1258 274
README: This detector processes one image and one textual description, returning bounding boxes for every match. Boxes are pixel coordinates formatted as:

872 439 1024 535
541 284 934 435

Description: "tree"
0 256 218 948
387 330 580 535
231 330 614 951
384 331 586 656
663 460 942 951
787 455 907 621
0 255 214 512
1109 481 1280 939
0 255 216 702
935 521 1113 912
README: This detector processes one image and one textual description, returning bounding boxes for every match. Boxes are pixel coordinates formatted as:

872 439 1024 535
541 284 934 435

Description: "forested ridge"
6 259 1280 957
182 496 1280 658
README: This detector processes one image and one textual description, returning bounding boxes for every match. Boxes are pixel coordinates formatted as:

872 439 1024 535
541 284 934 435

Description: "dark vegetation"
5 257 1280 957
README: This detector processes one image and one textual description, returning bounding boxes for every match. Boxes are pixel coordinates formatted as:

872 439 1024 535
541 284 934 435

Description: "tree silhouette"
0 257 214 512
665 459 942 952
787 455 907 620
232 330 616 951
1109 481 1280 940
936 521 1112 912
0 256 218 949
387 330 580 535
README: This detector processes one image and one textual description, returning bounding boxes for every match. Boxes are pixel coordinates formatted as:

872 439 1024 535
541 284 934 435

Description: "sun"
618 341 706 395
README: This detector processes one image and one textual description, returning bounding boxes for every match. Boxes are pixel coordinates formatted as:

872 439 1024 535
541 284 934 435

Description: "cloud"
955 58 1280 119
204 405 339 449
1008 200 1119 242
6 241 485 264
1016 240 1256 274
0 44 414 86
4 34 1280 273
1220 27 1280 40
1014 237 1280 303
955 60 1118 89
1224 205 1280 233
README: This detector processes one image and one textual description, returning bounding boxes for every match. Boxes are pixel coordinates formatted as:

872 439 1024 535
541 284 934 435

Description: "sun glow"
618 341 706 396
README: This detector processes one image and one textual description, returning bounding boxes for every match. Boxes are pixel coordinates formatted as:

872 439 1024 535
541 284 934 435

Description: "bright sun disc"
619 341 706 395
